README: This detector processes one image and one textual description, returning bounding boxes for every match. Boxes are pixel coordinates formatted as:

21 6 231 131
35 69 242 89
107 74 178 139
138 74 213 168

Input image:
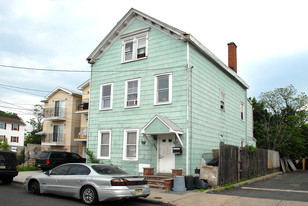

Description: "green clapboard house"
86 8 255 175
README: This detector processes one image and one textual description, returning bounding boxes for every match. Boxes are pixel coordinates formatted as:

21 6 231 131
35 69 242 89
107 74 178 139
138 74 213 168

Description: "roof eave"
184 35 249 89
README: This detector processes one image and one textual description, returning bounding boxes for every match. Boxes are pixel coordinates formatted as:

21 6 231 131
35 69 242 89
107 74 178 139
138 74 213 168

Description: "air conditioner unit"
127 100 137 106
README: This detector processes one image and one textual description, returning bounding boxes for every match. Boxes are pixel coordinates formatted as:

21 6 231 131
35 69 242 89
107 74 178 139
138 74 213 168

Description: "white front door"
158 135 175 174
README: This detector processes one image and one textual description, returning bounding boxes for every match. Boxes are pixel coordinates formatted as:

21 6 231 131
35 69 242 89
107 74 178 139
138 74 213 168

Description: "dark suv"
35 151 86 171
0 150 18 184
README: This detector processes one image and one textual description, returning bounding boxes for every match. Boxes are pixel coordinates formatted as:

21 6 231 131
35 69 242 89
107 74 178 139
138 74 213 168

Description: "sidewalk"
16 171 305 206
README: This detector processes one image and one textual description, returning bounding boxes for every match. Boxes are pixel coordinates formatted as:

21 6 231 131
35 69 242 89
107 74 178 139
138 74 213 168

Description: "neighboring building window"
220 90 226 111
123 129 139 160
12 124 19 131
11 136 19 143
240 102 245 121
54 100 66 117
154 73 172 105
53 124 64 143
100 83 113 110
121 29 149 63
0 122 5 130
97 130 111 159
125 78 140 108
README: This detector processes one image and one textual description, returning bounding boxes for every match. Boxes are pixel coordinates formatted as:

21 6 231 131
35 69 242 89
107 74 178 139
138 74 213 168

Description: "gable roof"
77 79 90 91
141 114 183 135
42 87 82 101
0 116 25 126
87 8 249 89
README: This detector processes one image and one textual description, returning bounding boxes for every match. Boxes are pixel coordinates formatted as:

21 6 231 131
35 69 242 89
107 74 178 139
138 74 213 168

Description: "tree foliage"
252 85 308 159
0 110 22 120
24 104 44 145
0 139 10 151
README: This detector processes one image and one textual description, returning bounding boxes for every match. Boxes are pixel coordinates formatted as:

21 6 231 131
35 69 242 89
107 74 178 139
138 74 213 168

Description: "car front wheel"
81 186 98 205
29 180 40 195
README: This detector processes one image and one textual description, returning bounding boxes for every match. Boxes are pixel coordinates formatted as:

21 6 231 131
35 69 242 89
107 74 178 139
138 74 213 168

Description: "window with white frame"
97 130 111 159
100 83 113 110
54 100 65 117
125 78 140 108
220 90 226 111
123 129 139 160
53 124 64 143
154 73 172 105
121 29 149 63
240 102 245 121
0 122 4 129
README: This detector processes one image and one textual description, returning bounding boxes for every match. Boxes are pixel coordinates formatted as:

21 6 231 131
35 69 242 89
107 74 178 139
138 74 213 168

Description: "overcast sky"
1 0 307 126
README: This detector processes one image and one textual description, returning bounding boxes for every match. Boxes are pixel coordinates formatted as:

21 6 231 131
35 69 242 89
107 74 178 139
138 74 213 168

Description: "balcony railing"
76 99 89 110
74 127 88 141
42 133 65 145
44 107 66 120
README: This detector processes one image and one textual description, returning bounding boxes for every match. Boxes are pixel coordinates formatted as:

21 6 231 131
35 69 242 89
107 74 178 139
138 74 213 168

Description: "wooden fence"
218 142 279 186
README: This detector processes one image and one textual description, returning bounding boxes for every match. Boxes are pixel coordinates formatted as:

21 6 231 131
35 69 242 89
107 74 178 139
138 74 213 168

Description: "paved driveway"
217 171 308 204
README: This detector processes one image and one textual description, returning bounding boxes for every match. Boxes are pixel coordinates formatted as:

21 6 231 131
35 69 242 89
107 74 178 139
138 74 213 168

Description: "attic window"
121 28 149 63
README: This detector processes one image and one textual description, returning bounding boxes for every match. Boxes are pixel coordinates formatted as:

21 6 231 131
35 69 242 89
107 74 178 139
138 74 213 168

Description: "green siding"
88 17 253 175
188 45 249 173
88 18 187 174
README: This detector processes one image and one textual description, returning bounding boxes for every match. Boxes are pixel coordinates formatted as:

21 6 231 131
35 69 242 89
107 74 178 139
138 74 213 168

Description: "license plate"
37 164 41 167
0 165 5 169
135 189 142 195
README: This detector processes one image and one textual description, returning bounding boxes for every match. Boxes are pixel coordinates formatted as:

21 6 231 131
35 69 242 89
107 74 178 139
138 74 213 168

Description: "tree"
27 104 44 131
24 104 44 145
253 85 308 159
0 110 22 120
0 139 9 151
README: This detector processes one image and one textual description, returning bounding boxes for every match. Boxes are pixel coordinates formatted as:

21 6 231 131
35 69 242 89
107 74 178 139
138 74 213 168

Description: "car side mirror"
44 170 50 176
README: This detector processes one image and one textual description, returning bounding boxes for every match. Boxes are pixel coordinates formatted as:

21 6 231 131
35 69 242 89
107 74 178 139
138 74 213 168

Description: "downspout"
186 41 190 175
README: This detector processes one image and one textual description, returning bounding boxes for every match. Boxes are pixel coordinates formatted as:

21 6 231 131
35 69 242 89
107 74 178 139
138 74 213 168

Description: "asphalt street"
0 182 161 206
217 170 308 203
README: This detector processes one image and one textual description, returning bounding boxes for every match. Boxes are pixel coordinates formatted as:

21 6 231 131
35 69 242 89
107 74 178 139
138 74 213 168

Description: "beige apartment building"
40 87 86 157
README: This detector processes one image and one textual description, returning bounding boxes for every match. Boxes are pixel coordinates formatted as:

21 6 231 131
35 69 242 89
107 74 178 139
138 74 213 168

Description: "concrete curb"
166 172 283 206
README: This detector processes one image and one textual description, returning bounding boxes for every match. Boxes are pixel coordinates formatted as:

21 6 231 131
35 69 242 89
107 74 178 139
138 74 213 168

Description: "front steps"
145 175 173 190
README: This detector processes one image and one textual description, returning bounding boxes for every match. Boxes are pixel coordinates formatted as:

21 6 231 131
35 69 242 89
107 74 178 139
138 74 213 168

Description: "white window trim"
240 102 245 121
99 83 113 110
123 129 139 161
121 29 149 63
97 130 111 160
124 78 141 108
154 73 172 105
220 90 226 111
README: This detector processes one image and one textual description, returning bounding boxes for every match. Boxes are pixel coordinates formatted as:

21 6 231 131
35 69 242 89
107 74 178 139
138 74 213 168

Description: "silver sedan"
24 163 150 205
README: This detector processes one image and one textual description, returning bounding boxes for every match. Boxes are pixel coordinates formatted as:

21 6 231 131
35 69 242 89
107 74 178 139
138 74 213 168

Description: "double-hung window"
123 129 139 161
125 78 140 108
220 90 226 111
121 28 149 63
100 83 113 110
154 73 172 105
97 130 111 159
240 102 245 121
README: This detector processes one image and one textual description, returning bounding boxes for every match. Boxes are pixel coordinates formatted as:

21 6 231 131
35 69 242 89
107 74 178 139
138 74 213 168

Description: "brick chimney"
228 42 237 73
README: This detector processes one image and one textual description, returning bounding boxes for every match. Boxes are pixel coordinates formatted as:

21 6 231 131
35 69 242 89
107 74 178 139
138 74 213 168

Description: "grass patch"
18 165 41 171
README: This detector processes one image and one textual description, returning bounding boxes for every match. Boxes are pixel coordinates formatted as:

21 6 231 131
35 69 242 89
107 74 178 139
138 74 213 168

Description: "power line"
0 100 33 111
0 85 45 97
0 64 185 73
0 83 50 92
0 64 90 73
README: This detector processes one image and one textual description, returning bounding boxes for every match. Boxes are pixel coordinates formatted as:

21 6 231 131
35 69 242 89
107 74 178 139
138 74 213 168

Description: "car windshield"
91 165 127 175
37 152 49 159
